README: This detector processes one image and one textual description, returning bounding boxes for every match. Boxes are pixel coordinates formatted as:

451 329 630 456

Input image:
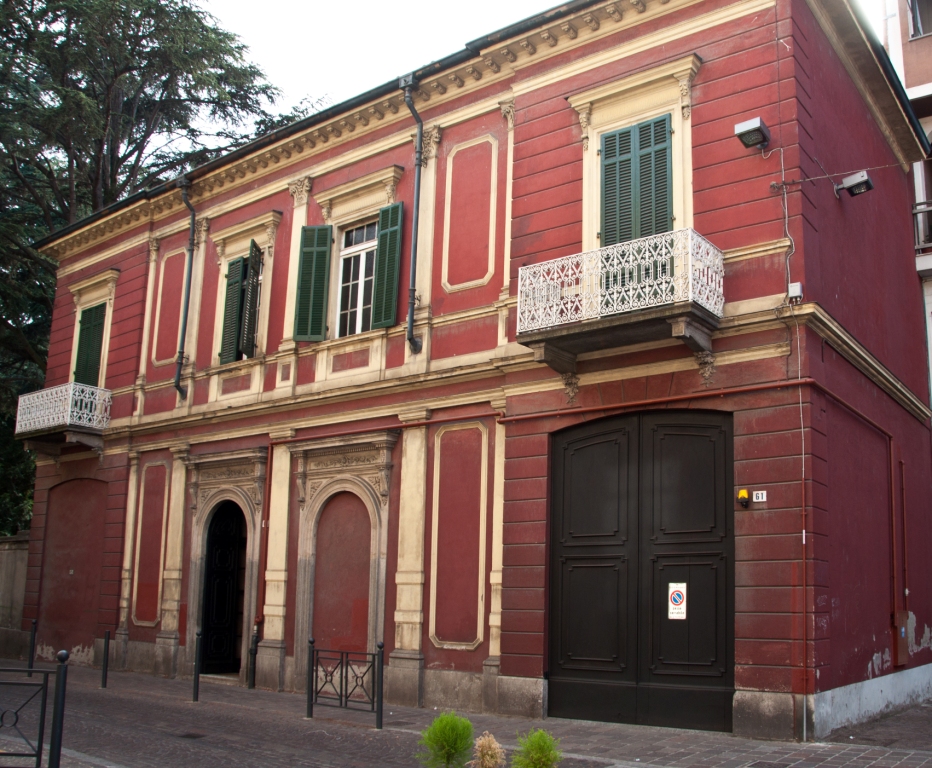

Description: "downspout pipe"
401 75 424 354
175 179 196 399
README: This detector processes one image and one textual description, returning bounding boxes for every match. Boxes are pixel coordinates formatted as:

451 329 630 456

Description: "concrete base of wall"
496 675 547 719
813 664 932 738
256 641 285 691
385 651 424 707
124 640 159 674
154 632 179 678
424 668 483 711
733 692 809 741
0 627 28 660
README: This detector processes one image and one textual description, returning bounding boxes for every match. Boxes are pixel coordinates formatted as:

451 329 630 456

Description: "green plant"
469 731 506 768
417 711 474 768
510 729 563 768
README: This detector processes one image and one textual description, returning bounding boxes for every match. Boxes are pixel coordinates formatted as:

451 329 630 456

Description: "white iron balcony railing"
517 228 725 334
15 382 112 436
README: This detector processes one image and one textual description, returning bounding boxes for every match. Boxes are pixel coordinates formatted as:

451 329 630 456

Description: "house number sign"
668 583 687 620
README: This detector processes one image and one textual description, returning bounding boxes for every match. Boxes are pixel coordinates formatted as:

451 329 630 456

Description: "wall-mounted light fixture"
734 117 771 150
833 170 874 198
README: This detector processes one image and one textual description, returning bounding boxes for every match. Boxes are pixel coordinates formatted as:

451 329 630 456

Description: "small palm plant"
417 711 474 768
469 731 506 768
510 729 563 768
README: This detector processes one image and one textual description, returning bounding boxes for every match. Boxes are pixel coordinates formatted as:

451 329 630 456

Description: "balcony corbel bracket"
669 316 714 353
530 342 577 375
66 430 105 459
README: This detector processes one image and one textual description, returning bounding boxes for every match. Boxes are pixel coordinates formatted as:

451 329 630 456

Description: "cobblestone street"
4 663 932 767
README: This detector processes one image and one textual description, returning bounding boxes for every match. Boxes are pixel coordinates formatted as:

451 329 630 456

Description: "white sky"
202 0 887 115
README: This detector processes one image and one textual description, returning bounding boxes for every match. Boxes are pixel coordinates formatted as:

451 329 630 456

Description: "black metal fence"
305 640 383 729
0 650 69 768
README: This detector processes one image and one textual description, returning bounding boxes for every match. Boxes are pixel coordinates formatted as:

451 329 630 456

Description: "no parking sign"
668 583 687 620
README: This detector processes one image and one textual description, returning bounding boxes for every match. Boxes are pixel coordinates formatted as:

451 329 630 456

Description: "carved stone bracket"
148 238 160 264
417 126 443 168
677 72 696 119
194 218 210 247
186 448 268 516
577 104 592 152
499 99 516 131
290 431 400 513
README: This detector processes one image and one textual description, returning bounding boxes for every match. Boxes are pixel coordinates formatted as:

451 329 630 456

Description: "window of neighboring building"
219 240 262 364
293 202 403 342
909 0 932 37
73 302 106 386
338 222 377 337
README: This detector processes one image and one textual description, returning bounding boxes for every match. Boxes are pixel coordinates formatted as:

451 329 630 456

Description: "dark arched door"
202 502 247 674
548 411 734 731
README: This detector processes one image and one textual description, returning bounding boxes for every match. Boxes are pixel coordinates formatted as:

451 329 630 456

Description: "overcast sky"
202 0 886 115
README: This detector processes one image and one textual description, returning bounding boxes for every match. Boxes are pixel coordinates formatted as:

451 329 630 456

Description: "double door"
548 411 734 731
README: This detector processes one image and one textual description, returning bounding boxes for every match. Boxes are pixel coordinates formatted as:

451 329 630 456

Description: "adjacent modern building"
15 0 932 741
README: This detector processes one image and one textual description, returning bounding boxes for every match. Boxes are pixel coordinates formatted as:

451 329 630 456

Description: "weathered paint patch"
907 611 932 655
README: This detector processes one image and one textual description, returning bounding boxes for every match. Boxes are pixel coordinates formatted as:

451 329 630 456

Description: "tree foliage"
0 0 301 534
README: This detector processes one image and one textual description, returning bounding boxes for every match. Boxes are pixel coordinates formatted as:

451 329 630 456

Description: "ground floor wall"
22 324 932 739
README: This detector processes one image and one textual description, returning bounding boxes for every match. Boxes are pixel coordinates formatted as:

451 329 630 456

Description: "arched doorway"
548 410 735 731
40 478 108 658
313 492 371 652
202 501 247 674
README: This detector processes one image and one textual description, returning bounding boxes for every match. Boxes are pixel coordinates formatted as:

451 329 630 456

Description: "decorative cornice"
313 165 405 224
209 210 283 263
69 267 121 308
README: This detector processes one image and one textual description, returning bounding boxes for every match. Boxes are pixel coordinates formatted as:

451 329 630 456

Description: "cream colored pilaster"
394 410 430 651
413 130 440 312
488 401 506 658
280 177 312 353
500 98 515 299
182 218 209 365
263 442 291 641
134 240 159 419
256 218 280 356
117 451 140 666
155 444 188 677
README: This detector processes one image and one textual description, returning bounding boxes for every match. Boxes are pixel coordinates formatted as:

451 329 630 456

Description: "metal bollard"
193 631 202 703
247 628 259 689
306 638 315 719
27 619 36 678
101 630 110 688
48 649 69 768
376 641 384 730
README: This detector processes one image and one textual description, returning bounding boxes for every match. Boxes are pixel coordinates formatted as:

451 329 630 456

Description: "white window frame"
569 54 701 253
68 268 120 388
335 221 378 338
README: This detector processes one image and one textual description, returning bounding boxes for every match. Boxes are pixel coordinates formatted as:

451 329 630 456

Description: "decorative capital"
266 221 279 259
288 176 313 207
499 99 516 131
148 238 159 264
416 125 443 168
194 218 210 246
384 179 398 205
677 72 695 119
215 239 225 266
319 199 333 224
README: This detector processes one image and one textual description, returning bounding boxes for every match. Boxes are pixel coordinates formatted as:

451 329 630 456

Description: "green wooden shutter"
635 114 673 238
371 202 403 329
219 257 244 364
601 127 634 246
240 240 262 358
601 116 672 245
73 302 106 386
294 226 332 342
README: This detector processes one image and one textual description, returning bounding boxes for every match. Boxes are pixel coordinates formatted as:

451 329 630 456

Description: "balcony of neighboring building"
515 228 725 374
14 382 112 455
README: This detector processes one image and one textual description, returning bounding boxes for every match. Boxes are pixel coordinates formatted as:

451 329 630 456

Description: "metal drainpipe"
401 75 423 354
175 180 196 399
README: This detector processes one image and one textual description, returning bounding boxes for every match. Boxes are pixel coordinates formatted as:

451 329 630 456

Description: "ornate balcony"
15 382 112 455
516 228 725 373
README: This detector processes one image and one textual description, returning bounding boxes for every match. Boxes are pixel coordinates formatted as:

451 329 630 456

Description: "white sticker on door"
668 582 687 620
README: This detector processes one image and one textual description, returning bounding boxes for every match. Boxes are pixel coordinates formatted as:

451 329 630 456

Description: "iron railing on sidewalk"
15 383 112 436
0 650 69 768
516 228 725 334
305 640 384 729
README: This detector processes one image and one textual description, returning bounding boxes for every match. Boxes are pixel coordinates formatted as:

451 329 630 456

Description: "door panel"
549 411 734 731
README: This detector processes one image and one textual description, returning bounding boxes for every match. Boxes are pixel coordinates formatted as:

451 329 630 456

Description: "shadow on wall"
0 531 29 657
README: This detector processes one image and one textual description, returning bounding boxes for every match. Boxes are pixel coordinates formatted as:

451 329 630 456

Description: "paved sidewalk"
3 662 932 767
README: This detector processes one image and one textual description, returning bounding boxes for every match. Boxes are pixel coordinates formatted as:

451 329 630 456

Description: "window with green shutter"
294 225 332 341
601 114 673 246
371 202 403 330
219 241 263 364
74 302 106 386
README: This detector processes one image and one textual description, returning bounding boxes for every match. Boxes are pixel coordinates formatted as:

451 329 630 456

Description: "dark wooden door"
548 412 734 731
202 503 246 674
